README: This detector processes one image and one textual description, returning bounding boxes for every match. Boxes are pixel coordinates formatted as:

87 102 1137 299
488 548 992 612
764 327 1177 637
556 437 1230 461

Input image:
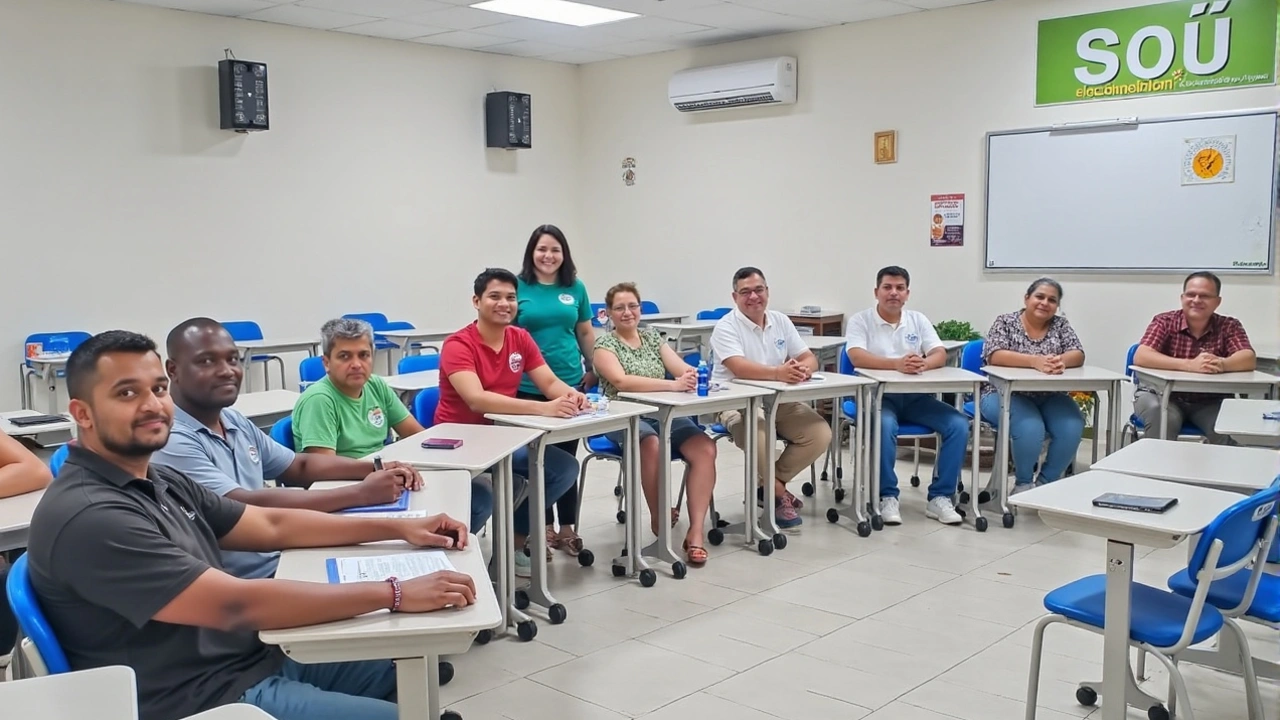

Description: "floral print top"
980 311 1084 397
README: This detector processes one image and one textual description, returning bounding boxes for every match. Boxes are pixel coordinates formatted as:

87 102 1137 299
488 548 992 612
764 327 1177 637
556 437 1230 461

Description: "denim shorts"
604 416 706 453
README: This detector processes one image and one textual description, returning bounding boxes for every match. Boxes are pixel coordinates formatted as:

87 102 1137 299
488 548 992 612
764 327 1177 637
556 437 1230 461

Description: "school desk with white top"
1 410 75 447
486 401 658 607
230 389 300 430
182 705 276 720
618 383 774 568
1213 398 1280 448
1127 366 1279 438
384 370 440 404
647 320 716 354
0 664 137 720
260 470 498 720
734 374 877 541
801 335 848 367
639 312 688 325
1010 471 1242 720
22 354 68 415
233 338 320 391
852 367 986 530
1090 438 1279 493
981 365 1128 526
378 329 452 365
369 425 543 641
0 486 45 552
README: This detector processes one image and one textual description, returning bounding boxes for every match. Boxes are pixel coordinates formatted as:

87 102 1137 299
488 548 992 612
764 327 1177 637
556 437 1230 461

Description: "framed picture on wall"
875 130 898 164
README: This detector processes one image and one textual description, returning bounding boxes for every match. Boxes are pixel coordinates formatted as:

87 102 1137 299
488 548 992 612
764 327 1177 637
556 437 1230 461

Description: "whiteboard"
984 109 1278 273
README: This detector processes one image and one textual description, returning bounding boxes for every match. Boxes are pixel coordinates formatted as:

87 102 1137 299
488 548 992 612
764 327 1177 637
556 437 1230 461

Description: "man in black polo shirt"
26 331 477 720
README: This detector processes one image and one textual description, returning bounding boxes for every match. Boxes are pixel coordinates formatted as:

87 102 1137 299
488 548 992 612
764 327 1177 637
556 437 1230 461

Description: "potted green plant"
933 320 983 342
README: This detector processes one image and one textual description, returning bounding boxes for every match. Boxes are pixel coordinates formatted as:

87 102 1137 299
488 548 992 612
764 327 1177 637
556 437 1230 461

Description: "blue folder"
337 492 410 514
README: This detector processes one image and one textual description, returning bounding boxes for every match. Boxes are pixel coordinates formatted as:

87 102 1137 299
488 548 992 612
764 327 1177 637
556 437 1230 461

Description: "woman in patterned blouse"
979 278 1086 492
592 283 718 566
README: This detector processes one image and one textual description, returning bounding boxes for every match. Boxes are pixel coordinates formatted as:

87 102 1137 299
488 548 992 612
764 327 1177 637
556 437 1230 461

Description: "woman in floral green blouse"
592 283 718 566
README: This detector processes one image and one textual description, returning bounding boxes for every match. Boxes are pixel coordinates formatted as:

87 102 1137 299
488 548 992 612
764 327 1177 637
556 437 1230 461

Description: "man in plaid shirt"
1132 271 1256 443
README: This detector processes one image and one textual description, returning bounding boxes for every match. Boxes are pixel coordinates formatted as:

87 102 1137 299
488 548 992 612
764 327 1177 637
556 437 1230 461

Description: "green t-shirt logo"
367 407 385 428
558 293 575 305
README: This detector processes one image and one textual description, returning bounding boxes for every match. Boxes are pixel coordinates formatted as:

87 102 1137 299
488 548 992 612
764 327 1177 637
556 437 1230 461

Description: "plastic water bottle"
696 361 710 397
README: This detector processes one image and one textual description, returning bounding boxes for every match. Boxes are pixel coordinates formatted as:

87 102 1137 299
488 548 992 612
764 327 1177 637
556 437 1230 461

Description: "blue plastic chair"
1027 484 1279 720
299 357 326 391
48 443 72 477
1122 343 1205 444
412 387 440 428
5 554 71 675
837 343 936 490
19 331 91 410
270 416 294 451
342 314 402 374
221 321 285 390
640 301 660 315
580 433 706 527
398 354 440 375
696 308 730 321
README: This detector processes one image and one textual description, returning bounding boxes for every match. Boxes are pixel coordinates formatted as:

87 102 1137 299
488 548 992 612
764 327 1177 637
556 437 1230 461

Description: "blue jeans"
471 476 494 534
508 444 579 536
879 394 969 500
979 392 1084 485
240 658 397 720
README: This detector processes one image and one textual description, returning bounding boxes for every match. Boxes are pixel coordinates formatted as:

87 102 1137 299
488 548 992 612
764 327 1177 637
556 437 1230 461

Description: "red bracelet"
386 576 403 612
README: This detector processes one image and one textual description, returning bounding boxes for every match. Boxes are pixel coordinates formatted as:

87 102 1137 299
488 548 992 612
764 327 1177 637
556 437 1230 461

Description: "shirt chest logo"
509 352 524 373
247 445 260 464
774 338 786 349
558 293 575 305
368 407 385 428
905 333 919 345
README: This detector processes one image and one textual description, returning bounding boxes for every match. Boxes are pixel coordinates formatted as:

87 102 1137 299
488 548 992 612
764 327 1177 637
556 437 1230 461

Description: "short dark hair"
474 267 519 297
876 266 911 287
732 266 766 288
165 317 225 360
66 330 159 401
1183 271 1221 295
1026 277 1064 300
519 224 577 287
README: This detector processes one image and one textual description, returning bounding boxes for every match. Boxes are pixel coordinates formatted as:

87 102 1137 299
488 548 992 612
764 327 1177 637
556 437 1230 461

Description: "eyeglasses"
1182 292 1218 301
611 303 641 313
736 286 768 298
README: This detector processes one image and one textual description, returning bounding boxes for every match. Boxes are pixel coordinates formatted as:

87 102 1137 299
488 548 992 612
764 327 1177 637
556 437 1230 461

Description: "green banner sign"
1036 0 1278 106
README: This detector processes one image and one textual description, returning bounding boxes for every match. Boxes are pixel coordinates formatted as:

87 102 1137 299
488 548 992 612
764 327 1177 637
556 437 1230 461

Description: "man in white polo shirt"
845 266 965 526
710 266 830 530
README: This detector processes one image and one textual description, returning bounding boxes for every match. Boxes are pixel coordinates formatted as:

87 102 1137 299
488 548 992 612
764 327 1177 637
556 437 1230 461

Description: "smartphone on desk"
421 438 464 450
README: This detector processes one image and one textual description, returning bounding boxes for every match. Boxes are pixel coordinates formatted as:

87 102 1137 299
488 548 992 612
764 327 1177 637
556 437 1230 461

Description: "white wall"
576 0 1280 387
0 0 581 406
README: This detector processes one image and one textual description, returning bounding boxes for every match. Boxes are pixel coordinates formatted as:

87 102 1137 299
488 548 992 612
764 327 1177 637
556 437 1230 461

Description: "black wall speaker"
485 91 531 149
219 59 269 132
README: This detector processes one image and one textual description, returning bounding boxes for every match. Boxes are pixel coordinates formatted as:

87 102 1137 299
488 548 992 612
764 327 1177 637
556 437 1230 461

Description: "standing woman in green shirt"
515 224 595 557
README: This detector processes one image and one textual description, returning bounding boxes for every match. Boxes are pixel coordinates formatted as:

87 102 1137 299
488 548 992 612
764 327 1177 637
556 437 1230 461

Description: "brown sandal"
682 539 708 566
557 529 583 557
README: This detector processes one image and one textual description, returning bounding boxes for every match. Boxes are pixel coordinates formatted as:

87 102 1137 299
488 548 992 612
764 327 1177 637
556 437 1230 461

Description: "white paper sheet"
329 551 457 583
358 510 429 519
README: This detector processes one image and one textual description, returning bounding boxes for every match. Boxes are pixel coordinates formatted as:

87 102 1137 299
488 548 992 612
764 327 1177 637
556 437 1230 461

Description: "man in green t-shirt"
292 318 424 459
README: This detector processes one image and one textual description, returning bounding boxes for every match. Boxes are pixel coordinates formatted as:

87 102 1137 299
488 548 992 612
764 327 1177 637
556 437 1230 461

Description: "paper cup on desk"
585 393 611 416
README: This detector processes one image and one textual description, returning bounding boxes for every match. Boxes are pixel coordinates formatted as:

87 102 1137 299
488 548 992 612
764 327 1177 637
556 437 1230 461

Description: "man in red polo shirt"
1133 271 1256 443
436 268 587 576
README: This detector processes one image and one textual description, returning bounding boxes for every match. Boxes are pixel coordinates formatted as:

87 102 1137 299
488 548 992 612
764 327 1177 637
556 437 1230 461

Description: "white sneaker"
879 497 902 525
926 496 963 525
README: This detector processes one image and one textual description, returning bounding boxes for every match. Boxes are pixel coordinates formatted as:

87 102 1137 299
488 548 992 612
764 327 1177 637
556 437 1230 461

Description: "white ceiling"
109 0 990 64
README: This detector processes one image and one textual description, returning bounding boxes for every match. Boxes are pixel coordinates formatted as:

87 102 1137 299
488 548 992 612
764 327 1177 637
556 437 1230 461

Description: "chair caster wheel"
956 507 967 519
671 561 687 579
514 590 529 610
975 516 988 532
475 629 492 645
802 482 815 497
856 521 872 537
639 569 657 587
517 620 537 642
826 508 839 523
442 711 462 720
977 490 992 504
1075 686 1097 707
819 471 829 482
439 660 454 686
1147 704 1169 720
959 491 971 505
910 475 921 487
834 488 846 504
757 539 774 555
1002 512 1016 529
548 603 567 624
707 528 724 545
616 510 626 524
713 512 727 528
613 485 622 497
772 533 788 550
611 563 626 577
871 516 884 531
578 549 595 567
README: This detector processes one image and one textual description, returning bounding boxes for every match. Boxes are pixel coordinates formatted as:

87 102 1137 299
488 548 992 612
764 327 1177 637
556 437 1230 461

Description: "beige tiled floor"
444 446 1280 720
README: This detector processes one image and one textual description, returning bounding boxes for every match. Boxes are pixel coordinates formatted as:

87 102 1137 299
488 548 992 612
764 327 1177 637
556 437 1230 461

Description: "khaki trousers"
718 401 832 485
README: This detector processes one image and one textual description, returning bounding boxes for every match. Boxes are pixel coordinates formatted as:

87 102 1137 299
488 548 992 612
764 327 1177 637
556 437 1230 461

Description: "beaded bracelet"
386 576 403 612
